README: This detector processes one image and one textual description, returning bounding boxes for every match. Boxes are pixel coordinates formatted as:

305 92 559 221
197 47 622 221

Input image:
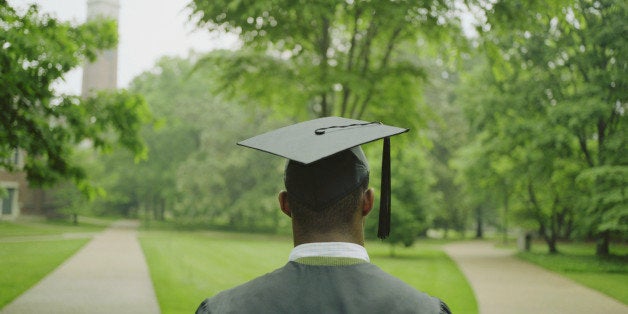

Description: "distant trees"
459 0 627 254
13 0 624 256
0 3 149 192
89 55 288 231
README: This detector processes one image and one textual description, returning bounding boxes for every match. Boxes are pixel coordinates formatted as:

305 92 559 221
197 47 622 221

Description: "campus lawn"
0 218 107 308
0 239 90 308
0 216 108 238
517 241 628 305
140 231 477 314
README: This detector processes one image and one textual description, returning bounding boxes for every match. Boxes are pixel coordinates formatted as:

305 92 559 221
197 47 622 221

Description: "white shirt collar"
288 242 370 263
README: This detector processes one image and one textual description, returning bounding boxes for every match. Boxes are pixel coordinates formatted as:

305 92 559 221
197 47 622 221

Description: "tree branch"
349 17 377 117
356 26 403 119
341 7 363 116
577 129 594 167
317 16 331 117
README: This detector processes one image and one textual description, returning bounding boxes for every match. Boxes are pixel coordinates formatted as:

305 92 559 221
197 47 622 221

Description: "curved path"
1 220 160 314
444 241 628 314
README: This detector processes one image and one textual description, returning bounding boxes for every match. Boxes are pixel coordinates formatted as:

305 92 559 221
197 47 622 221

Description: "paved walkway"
444 241 628 314
1 220 160 314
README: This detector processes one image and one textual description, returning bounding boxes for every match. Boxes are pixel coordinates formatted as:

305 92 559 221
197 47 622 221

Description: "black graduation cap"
237 116 408 239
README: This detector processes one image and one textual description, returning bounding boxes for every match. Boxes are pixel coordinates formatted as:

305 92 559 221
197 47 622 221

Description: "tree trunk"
596 231 610 256
475 207 484 239
143 204 150 230
159 199 166 221
503 192 509 244
547 237 558 254
541 228 559 254
542 221 559 254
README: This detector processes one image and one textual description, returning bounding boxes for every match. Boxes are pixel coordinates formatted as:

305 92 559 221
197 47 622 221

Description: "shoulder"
356 264 450 313
195 263 297 314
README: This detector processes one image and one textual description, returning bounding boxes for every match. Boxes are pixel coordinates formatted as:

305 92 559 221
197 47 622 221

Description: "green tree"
576 166 628 245
0 3 150 191
361 135 436 246
457 52 587 253
423 55 473 238
475 0 627 255
451 54 510 241
188 0 473 243
174 106 287 232
90 55 217 219
189 0 465 124
91 54 289 232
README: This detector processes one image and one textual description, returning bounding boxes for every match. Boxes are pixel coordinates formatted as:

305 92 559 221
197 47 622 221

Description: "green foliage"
90 54 289 231
183 0 478 237
458 0 627 254
422 55 474 237
189 0 466 122
361 135 436 245
576 166 628 234
90 56 207 218
385 206 422 251
0 3 150 191
193 50 312 119
173 105 288 232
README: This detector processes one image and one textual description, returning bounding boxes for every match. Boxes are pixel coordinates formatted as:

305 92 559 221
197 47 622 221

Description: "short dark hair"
288 181 368 234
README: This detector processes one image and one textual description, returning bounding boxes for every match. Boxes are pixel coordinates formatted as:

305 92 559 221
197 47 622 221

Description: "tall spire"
81 0 120 98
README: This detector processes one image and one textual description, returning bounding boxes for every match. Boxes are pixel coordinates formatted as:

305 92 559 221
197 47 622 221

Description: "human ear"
361 188 374 217
278 191 292 218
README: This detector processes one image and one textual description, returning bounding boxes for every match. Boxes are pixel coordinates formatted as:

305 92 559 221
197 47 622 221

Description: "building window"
13 150 20 165
2 149 23 169
1 188 16 215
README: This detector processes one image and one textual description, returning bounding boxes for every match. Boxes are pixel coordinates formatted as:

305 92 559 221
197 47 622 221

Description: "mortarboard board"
237 116 408 239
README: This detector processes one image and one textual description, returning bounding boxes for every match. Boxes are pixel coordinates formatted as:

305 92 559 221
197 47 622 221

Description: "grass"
0 217 107 309
0 216 109 238
517 241 628 304
140 231 477 314
0 239 90 308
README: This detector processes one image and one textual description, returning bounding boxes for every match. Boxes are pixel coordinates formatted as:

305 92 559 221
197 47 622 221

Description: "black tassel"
378 137 391 239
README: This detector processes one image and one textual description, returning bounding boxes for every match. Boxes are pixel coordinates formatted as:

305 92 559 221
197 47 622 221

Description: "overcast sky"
8 0 238 95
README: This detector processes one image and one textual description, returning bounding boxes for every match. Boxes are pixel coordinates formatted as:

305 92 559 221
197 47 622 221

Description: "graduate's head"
283 147 371 235
237 116 408 241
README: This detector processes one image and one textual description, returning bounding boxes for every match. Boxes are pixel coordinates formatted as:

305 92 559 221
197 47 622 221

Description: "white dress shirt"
288 242 370 263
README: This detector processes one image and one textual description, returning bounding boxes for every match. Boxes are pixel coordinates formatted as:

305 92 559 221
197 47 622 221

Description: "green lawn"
0 239 90 308
517 241 628 305
0 218 107 309
140 231 477 314
0 217 109 238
